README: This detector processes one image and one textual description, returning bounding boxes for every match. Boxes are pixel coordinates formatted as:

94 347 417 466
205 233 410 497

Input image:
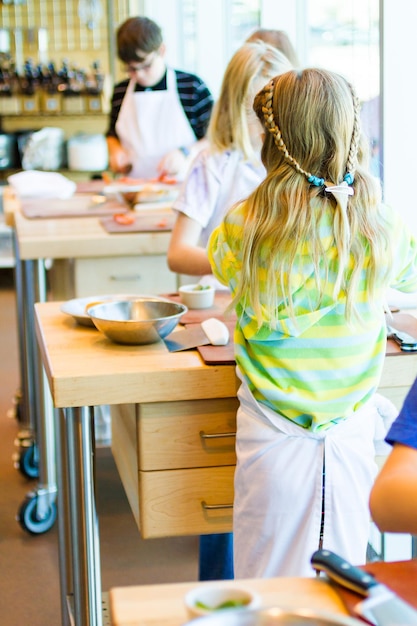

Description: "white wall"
381 1 417 237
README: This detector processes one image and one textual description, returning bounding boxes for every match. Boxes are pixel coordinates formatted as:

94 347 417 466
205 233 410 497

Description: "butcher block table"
109 559 417 626
4 185 178 550
109 577 349 626
34 299 417 626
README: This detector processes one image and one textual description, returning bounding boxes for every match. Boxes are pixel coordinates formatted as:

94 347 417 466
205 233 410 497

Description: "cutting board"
21 195 128 219
100 210 176 233
76 180 106 194
327 559 417 623
181 321 236 364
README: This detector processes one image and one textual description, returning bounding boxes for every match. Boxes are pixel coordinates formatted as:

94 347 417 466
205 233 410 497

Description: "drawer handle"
202 501 233 510
199 430 236 440
109 274 142 281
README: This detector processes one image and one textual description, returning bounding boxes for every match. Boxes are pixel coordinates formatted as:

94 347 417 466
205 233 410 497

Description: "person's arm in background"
106 136 132 175
158 138 209 178
167 212 212 275
105 79 132 175
159 71 214 178
369 443 417 534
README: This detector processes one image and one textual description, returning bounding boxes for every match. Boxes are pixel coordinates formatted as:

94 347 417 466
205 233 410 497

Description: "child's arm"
369 443 417 534
167 212 212 275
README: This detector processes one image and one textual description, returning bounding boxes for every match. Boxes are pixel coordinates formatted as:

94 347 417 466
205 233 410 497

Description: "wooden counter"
34 300 417 626
109 577 349 626
36 302 417 540
4 185 178 297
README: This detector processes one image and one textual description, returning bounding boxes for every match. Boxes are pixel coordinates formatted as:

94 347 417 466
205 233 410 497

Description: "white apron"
115 68 195 179
233 371 391 579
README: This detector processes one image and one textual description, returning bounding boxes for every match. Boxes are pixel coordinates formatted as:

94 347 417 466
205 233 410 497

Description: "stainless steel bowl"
86 297 187 345
185 607 364 626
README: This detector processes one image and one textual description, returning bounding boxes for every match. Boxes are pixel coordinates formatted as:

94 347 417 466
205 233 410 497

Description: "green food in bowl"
195 599 248 611
193 285 211 291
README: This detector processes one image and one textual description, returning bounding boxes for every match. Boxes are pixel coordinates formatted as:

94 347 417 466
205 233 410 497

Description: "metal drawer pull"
202 501 233 510
109 274 142 281
199 430 236 439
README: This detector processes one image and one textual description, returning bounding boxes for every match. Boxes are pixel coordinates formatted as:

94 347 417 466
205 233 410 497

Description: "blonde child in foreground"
370 376 417 534
167 41 292 580
208 68 417 577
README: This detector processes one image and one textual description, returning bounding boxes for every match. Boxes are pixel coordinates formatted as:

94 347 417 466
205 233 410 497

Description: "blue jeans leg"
198 533 234 580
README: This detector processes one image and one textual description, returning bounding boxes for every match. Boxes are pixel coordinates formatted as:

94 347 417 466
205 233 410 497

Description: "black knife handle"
311 550 379 596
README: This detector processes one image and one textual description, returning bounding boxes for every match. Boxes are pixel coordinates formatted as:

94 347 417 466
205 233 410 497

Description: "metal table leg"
17 256 58 533
63 406 103 626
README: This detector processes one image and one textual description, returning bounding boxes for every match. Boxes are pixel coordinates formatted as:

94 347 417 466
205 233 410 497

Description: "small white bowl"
179 284 215 309
184 584 262 619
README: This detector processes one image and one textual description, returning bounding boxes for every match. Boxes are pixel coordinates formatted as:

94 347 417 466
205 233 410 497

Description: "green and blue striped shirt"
208 201 417 431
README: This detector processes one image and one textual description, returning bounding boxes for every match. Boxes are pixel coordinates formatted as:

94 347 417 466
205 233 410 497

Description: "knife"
311 549 417 625
386 324 417 351
164 317 229 352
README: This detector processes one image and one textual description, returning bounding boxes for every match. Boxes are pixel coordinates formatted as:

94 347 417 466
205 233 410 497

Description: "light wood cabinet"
73 254 178 297
111 398 238 538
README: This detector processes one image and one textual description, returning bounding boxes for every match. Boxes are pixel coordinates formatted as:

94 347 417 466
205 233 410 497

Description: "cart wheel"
18 443 39 479
17 493 57 535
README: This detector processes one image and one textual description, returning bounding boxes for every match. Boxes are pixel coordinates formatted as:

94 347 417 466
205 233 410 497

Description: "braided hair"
259 74 360 188
231 68 388 327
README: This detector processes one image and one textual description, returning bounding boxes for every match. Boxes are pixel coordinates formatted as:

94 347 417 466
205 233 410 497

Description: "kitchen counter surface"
109 577 349 626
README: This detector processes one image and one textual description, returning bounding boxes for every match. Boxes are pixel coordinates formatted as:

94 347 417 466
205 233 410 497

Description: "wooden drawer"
138 399 238 470
111 402 235 538
74 255 178 296
139 466 234 538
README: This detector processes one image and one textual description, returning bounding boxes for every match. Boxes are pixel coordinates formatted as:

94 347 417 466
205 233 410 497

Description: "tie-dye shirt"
208 201 417 431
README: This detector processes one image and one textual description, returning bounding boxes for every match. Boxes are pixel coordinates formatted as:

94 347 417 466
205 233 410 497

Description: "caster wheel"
17 493 57 535
17 443 39 479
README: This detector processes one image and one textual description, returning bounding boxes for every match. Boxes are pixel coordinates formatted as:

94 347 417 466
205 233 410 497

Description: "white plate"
60 294 141 327
60 293 179 326
103 182 179 200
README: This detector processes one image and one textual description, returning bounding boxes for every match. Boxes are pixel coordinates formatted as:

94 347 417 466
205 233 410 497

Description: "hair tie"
307 175 325 187
343 172 354 185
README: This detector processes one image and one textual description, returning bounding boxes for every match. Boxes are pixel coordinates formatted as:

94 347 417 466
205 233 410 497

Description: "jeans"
198 533 234 580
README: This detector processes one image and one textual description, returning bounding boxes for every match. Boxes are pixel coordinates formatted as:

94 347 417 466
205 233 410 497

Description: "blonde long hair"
207 41 292 162
233 68 391 326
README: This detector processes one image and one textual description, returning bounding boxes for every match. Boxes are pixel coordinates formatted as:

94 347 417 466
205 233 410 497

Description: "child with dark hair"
106 16 213 180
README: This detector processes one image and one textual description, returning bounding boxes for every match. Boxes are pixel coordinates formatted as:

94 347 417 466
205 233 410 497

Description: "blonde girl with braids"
167 40 292 583
208 68 417 577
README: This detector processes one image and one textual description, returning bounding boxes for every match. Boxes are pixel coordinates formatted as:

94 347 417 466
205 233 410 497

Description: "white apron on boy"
115 67 195 179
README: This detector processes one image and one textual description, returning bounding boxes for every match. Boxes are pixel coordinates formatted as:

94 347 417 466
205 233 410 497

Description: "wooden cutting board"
180 321 236 364
76 180 106 194
21 195 128 219
100 211 176 233
327 559 417 623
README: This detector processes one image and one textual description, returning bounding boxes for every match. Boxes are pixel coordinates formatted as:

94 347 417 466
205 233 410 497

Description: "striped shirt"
208 201 417 431
106 69 213 141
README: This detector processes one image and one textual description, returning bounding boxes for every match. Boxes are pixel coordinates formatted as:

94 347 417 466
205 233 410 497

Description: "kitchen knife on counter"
311 549 417 625
386 324 417 351
164 317 229 352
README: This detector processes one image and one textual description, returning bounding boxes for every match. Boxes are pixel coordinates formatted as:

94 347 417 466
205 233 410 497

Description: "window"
307 0 380 177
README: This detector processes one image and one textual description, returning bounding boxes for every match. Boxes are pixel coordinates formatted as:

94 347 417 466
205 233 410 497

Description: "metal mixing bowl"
86 297 187 345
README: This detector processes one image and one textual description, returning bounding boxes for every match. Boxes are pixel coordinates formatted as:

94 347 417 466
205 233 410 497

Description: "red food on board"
113 213 136 225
